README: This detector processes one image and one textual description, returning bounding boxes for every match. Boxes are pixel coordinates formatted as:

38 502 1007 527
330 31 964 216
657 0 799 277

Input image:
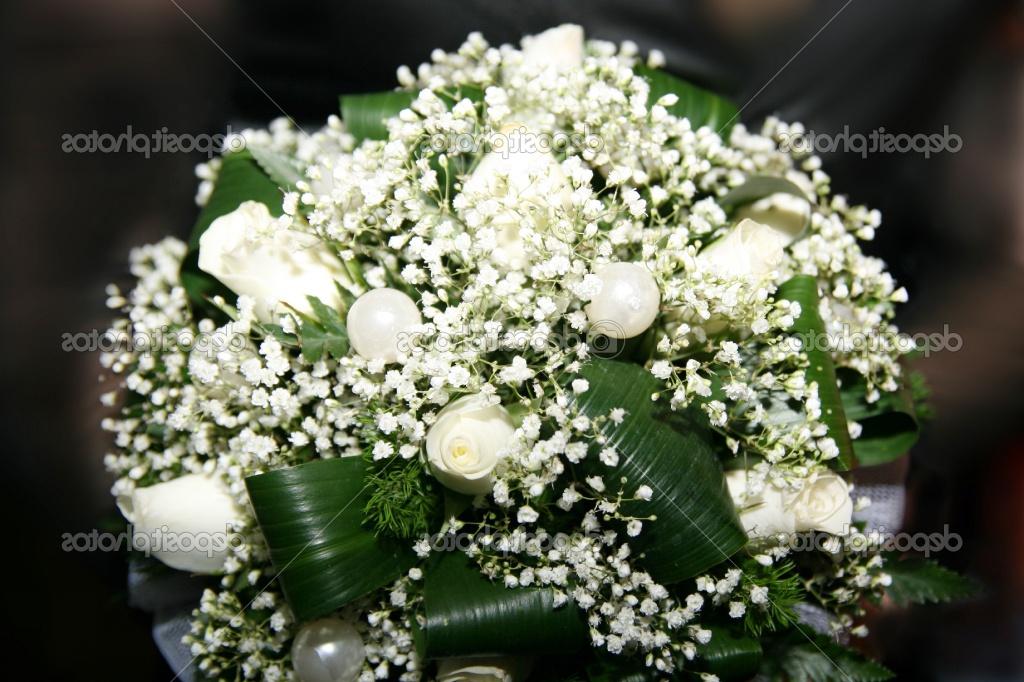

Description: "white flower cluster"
100 24 913 681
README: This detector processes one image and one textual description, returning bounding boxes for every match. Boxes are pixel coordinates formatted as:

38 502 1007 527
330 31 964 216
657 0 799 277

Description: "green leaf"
248 145 305 190
297 295 349 362
776 276 856 470
696 627 763 681
882 555 978 606
187 150 284 250
760 630 894 682
633 64 739 138
838 368 919 465
574 358 747 583
244 457 416 621
340 90 417 143
416 552 588 659
720 175 813 240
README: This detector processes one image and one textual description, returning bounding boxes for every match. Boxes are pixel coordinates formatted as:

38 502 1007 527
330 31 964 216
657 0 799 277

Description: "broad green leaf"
760 630 894 682
245 457 415 621
340 90 417 143
187 150 284 250
575 358 747 583
838 368 919 466
776 276 856 470
633 64 739 138
248 145 305 190
696 627 763 681
416 552 588 659
882 555 978 606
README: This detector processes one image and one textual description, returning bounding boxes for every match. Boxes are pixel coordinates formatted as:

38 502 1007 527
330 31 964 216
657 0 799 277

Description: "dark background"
3 0 1022 679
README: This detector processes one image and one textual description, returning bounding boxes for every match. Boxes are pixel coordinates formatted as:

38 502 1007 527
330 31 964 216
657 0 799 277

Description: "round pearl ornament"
584 263 660 339
346 288 422 363
291 618 366 682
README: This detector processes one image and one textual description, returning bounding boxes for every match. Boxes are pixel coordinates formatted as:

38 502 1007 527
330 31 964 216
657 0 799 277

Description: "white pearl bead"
585 263 660 339
291 618 365 682
346 288 422 363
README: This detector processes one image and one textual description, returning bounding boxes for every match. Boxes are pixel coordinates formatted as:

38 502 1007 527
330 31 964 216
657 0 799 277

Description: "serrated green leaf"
838 368 919 465
574 358 747 583
248 145 305 190
776 276 856 470
244 457 415 621
416 552 588 659
633 64 739 138
307 295 349 358
882 555 978 606
760 630 894 682
340 90 417 143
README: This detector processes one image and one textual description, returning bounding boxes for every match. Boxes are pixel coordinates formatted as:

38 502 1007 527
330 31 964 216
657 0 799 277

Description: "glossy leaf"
340 90 417 143
882 555 978 606
575 358 747 583
838 368 919 466
245 457 415 621
634 64 739 137
719 175 813 240
776 276 856 470
248 145 305 190
759 630 893 682
416 552 588 659
696 627 763 681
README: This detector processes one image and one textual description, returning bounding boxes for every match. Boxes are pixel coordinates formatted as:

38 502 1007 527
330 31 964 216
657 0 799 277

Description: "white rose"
697 218 791 280
198 200 348 323
425 394 515 495
725 469 796 538
437 657 519 682
725 469 853 538
791 473 854 535
735 192 811 242
118 474 243 574
461 124 571 271
520 24 584 70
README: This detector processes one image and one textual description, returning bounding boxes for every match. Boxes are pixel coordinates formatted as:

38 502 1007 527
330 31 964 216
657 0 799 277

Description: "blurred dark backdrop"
3 0 1022 679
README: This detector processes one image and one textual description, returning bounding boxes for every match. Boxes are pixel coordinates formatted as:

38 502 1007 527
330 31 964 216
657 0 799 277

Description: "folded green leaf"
838 368 919 466
416 552 588 659
340 90 417 143
575 358 747 583
882 555 978 606
248 145 306 191
188 150 284 250
776 276 856 470
297 295 349 362
696 626 763 681
245 457 415 621
760 630 894 682
633 64 739 138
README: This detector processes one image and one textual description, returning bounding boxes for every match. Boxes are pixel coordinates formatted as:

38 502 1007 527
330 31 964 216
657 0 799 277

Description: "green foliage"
244 457 416 621
295 295 349 362
574 358 747 584
719 174 813 238
633 64 739 137
248 144 305 190
742 560 804 637
777 276 856 470
416 552 588 660
838 368 920 466
340 90 417 142
695 626 763 681
362 456 440 539
882 555 978 606
909 370 935 423
760 630 894 682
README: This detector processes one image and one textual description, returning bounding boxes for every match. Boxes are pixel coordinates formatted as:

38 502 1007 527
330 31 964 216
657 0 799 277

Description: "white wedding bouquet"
100 24 972 682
